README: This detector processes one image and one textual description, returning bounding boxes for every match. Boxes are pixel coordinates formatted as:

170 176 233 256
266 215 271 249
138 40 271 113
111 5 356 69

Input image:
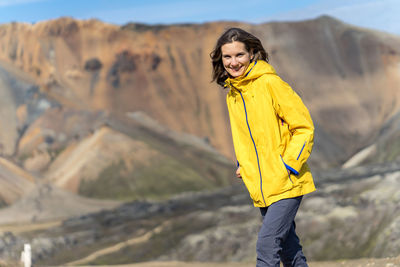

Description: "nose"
231 57 239 66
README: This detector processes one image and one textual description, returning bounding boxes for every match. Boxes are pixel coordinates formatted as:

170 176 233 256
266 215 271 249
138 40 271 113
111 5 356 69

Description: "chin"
229 70 244 78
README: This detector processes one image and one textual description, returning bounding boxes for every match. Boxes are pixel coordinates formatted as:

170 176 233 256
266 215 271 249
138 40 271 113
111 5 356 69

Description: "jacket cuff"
284 162 299 175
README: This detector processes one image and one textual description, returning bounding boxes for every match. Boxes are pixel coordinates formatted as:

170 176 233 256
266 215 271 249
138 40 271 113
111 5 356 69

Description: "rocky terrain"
1 162 400 265
2 258 400 267
0 15 399 265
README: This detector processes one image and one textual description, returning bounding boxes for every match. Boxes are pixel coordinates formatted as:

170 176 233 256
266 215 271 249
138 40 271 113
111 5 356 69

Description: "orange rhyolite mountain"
0 15 399 169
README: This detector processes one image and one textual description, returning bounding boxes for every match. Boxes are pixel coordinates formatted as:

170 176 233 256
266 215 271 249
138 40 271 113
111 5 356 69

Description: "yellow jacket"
225 60 316 207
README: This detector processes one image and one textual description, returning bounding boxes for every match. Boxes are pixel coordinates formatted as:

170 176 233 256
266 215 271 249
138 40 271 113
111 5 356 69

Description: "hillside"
44 114 234 201
1 162 400 265
0 183 120 224
0 157 35 206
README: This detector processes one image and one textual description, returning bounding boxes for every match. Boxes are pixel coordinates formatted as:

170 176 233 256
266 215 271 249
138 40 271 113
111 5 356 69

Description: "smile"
230 66 243 71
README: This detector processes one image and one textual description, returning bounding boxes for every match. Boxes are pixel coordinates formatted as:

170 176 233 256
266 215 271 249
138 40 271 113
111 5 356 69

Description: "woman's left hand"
236 166 242 179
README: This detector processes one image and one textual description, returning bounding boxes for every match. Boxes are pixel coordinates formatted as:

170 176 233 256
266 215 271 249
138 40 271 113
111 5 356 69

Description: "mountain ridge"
1 15 400 168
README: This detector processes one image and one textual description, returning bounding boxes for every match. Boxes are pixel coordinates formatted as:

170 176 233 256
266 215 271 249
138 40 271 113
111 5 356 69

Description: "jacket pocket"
260 151 294 196
279 155 293 184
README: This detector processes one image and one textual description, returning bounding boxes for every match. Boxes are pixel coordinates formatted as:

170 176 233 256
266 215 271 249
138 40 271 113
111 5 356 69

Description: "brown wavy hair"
210 27 269 86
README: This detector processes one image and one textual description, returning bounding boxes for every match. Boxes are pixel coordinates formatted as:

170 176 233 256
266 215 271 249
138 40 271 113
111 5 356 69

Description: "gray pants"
256 196 308 267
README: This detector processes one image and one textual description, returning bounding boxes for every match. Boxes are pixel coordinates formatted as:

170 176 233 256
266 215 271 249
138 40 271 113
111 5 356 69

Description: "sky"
0 0 399 35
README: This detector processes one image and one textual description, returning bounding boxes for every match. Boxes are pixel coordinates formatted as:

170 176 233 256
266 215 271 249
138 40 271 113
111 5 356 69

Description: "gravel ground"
70 256 400 267
3 257 400 267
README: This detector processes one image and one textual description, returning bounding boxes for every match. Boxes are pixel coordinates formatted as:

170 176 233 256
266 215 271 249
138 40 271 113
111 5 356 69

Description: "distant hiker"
211 27 315 267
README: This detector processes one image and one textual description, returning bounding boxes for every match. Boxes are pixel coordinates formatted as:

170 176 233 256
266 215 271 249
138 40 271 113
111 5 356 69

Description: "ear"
250 50 255 61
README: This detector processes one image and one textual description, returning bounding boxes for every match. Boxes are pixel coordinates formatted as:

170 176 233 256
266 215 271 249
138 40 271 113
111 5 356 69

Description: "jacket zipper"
297 141 306 160
239 91 267 206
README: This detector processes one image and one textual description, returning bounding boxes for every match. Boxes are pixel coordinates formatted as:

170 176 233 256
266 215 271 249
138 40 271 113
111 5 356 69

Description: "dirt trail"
66 223 168 266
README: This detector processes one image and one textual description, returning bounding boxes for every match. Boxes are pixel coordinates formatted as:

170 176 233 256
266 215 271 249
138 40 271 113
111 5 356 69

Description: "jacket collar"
225 60 276 92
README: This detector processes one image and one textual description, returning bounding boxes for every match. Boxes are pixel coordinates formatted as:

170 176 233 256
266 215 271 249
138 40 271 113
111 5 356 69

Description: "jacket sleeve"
267 74 314 175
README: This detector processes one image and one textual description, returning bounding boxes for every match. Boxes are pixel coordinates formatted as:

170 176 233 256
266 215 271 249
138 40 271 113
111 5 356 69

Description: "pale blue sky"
0 0 399 35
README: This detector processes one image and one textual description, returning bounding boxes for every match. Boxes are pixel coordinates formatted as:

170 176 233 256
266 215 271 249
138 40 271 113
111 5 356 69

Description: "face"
221 41 253 78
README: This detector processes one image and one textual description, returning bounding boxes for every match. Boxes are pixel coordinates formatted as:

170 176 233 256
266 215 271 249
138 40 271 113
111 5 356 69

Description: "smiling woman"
210 27 316 267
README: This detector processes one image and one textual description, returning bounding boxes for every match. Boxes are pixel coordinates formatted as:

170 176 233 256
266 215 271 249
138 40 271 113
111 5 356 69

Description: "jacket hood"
224 60 276 91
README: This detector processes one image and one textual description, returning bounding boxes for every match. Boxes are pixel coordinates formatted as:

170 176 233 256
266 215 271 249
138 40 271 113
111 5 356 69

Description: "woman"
210 27 316 267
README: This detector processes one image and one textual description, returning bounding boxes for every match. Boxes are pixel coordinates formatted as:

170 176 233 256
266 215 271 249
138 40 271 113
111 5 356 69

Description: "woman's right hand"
236 166 242 179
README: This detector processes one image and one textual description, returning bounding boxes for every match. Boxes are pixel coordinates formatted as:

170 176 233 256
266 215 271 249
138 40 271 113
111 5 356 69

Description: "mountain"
0 36 234 204
1 16 400 169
